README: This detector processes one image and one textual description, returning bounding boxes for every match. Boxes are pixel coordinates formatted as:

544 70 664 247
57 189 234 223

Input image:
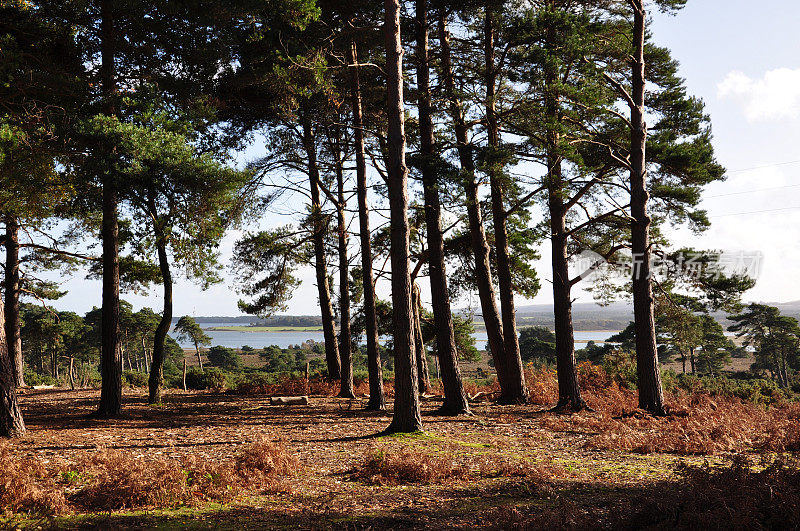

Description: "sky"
47 0 800 317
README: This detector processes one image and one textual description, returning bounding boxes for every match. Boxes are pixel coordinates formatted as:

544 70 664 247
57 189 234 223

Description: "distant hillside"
172 315 322 327
470 302 633 331
178 300 800 333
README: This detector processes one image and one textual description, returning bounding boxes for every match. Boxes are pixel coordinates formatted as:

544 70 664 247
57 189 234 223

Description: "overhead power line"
713 206 800 218
705 183 800 198
726 160 800 173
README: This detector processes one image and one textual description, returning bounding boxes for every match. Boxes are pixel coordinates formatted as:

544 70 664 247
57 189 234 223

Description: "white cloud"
717 68 800 122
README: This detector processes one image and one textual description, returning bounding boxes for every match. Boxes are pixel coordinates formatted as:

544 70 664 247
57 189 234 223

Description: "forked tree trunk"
439 13 526 404
385 0 422 434
412 283 430 394
335 142 355 399
628 1 664 415
301 108 341 381
149 233 172 404
97 0 122 418
0 298 25 437
348 40 385 411
4 215 24 388
483 6 527 404
415 0 469 415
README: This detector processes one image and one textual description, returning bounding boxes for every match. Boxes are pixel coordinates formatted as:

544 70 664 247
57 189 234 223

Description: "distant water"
169 324 619 350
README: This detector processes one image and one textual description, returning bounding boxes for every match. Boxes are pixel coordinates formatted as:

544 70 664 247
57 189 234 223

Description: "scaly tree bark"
348 40 385 411
628 1 664 415
439 13 527 404
542 0 585 411
334 137 355 398
148 223 171 404
412 283 430 394
98 0 122 417
4 215 24 388
546 164 586 410
414 0 469 414
385 0 422 433
483 4 527 403
301 106 341 381
0 298 25 437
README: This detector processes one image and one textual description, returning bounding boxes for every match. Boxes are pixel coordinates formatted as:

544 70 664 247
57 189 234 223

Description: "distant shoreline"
205 325 324 332
204 325 618 335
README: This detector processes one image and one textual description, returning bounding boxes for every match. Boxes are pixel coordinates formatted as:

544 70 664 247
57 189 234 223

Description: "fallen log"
467 391 498 403
270 396 309 405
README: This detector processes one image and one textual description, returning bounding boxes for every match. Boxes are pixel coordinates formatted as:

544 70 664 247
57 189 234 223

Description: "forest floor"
3 382 799 530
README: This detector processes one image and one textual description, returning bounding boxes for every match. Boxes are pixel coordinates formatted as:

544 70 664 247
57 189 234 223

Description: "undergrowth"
353 447 557 487
0 439 298 516
490 456 800 530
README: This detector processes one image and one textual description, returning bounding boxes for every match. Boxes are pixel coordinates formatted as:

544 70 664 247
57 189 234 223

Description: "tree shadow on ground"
33 478 706 530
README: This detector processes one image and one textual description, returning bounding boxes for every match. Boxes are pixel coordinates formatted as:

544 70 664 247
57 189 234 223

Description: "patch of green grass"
380 430 431 440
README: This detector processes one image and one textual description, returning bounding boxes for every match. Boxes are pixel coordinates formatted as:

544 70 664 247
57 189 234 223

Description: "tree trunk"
629 1 664 415
182 359 187 391
69 357 75 390
680 352 686 374
143 338 151 372
194 342 203 372
415 0 469 415
385 0 422 434
350 41 386 411
349 40 385 411
550 203 586 411
4 215 24 388
97 0 122 418
542 12 585 410
301 107 341 380
122 345 130 372
780 351 789 388
335 141 355 399
690 347 695 374
439 13 524 403
412 283 430 394
149 233 172 404
483 6 527 404
0 298 25 437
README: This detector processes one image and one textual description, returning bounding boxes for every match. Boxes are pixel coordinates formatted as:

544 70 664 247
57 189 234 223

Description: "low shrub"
235 440 299 484
626 456 800 529
21 370 59 387
71 451 190 510
668 374 788 405
488 457 800 529
184 367 227 390
0 442 67 515
234 372 277 394
354 448 468 485
122 370 148 388
0 439 299 515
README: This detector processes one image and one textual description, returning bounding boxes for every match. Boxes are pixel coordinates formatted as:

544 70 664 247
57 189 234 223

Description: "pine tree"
385 0 422 434
412 0 469 414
